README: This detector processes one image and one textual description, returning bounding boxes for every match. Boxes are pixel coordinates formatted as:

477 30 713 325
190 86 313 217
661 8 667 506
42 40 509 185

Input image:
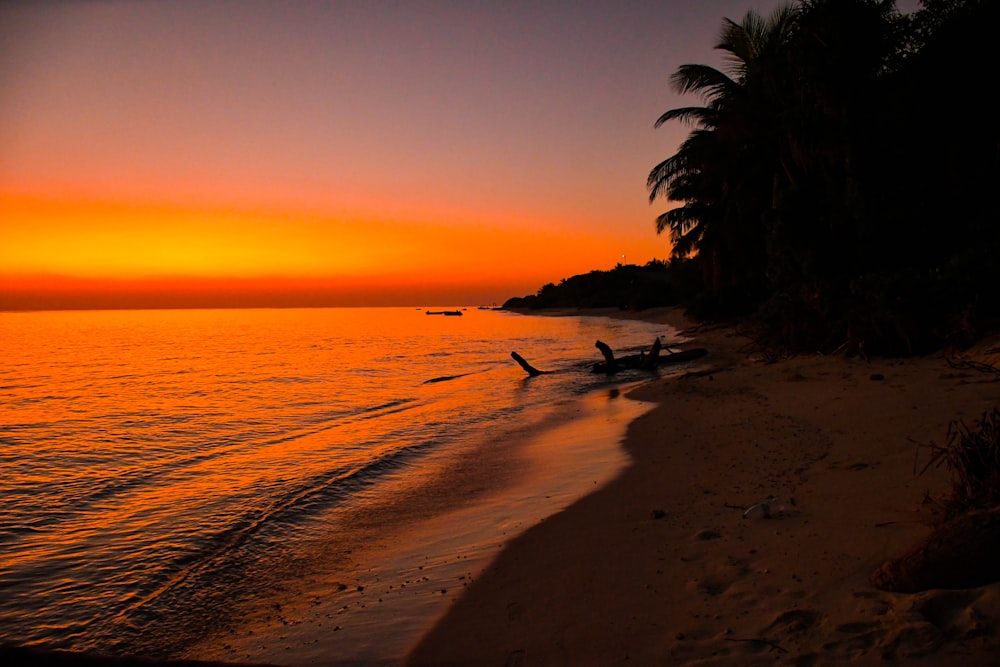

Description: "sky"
1 0 815 308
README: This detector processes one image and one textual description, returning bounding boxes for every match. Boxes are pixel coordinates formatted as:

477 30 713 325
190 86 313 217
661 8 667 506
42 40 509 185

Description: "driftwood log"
870 507 1000 593
510 338 707 378
510 351 548 377
592 338 707 374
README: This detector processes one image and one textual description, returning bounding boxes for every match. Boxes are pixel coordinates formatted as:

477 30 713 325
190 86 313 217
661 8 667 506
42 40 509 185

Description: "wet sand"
178 387 655 665
408 309 1000 666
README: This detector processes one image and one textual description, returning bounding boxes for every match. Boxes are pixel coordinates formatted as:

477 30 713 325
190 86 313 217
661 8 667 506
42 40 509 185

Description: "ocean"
0 307 688 662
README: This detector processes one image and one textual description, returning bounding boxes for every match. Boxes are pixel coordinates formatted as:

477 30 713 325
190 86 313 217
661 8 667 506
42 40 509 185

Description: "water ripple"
0 307 679 653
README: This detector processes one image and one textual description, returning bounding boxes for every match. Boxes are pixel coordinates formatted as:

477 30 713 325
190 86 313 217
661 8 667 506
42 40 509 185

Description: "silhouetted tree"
648 5 797 315
649 0 1000 353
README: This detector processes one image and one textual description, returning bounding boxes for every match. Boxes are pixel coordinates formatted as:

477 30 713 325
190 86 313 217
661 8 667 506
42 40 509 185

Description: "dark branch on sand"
510 338 708 378
592 338 707 374
594 340 619 374
510 351 549 377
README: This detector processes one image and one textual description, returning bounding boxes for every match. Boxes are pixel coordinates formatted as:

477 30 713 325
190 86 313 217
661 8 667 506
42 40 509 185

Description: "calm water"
0 307 684 659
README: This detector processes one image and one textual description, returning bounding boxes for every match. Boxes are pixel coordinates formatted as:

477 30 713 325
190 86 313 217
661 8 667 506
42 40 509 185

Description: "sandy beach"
408 308 1000 666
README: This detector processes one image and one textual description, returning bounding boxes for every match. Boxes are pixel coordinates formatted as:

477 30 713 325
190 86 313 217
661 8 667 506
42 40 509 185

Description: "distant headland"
502 260 676 312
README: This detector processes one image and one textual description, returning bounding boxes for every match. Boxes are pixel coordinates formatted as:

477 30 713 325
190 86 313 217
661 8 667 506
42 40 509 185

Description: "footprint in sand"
762 608 822 637
879 622 943 659
912 587 995 641
687 576 729 597
836 621 877 634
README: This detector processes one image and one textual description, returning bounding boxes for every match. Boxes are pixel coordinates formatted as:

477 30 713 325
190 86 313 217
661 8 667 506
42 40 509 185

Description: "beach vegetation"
502 260 675 311
919 408 1000 522
874 407 1000 593
650 0 1000 355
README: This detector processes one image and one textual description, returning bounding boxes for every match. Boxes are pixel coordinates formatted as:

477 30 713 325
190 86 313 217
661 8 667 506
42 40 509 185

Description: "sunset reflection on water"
0 307 680 657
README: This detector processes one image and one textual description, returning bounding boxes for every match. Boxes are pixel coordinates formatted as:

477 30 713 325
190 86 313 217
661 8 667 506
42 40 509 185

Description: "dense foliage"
503 261 675 311
649 0 1000 354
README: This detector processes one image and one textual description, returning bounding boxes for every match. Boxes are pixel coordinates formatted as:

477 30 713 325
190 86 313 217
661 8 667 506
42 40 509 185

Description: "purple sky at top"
0 0 920 281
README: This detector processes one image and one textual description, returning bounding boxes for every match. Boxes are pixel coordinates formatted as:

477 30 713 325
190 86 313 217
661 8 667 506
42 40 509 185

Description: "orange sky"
0 1 794 309
1 193 647 308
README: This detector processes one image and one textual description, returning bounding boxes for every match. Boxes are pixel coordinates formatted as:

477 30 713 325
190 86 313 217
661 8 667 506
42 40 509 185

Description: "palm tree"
648 4 797 312
762 0 903 348
651 0 999 351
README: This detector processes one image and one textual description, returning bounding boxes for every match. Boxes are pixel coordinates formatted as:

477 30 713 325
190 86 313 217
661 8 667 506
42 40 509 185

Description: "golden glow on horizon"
1 193 665 306
1 195 425 278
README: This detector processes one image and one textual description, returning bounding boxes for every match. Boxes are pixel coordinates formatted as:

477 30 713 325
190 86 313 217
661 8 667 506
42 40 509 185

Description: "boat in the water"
425 310 463 316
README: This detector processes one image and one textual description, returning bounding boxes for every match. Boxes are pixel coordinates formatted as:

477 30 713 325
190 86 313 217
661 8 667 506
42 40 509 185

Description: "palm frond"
654 106 717 129
717 14 762 78
647 155 684 201
669 64 736 100
672 223 705 258
718 5 798 79
655 206 707 257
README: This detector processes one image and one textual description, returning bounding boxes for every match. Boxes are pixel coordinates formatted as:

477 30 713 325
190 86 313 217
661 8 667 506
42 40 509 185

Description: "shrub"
919 408 1000 521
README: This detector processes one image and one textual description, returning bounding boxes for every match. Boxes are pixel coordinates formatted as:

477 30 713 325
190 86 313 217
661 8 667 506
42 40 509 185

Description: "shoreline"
1 307 682 667
408 309 1000 665
4 383 660 667
11 306 1000 665
179 361 663 665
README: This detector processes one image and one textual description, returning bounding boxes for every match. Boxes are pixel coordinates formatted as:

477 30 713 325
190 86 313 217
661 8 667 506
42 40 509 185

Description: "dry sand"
407 309 1000 666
